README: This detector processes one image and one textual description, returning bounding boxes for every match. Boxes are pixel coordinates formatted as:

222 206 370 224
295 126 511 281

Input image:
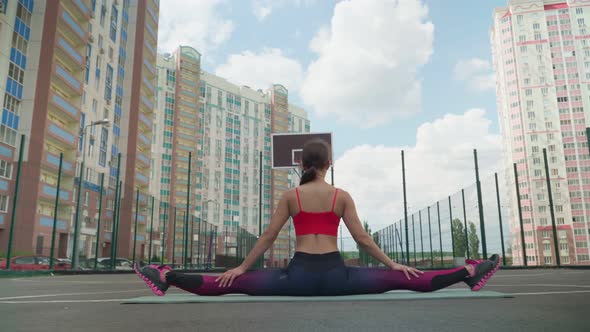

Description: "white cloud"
335 109 502 235
454 58 496 92
215 48 304 92
252 0 319 21
301 0 434 128
158 0 234 53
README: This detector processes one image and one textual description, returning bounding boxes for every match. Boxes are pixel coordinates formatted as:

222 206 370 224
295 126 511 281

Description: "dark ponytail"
299 139 331 185
300 166 317 185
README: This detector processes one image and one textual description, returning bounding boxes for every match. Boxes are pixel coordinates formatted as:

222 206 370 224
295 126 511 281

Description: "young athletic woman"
135 139 500 296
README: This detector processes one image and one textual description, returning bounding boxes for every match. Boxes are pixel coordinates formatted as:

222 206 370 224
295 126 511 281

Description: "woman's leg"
321 259 497 295
166 269 295 296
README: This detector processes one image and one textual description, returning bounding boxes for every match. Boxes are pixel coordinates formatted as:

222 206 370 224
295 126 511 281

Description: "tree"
357 221 372 266
451 219 467 258
468 222 480 259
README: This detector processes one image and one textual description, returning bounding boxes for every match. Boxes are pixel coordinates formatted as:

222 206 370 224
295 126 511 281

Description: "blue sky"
159 0 511 229
160 0 507 157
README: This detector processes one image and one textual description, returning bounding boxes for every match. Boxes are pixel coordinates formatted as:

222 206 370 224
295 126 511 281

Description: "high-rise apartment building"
492 0 590 266
152 49 309 267
0 0 159 261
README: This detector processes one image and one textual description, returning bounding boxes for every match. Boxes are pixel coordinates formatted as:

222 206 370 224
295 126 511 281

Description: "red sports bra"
292 188 341 236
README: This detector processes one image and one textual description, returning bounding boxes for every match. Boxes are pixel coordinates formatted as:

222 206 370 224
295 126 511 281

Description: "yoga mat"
121 289 512 304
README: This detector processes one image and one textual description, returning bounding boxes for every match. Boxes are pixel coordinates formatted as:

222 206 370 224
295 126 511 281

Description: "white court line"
494 273 549 277
489 284 590 288
0 290 144 300
511 290 590 296
11 279 137 284
0 299 124 304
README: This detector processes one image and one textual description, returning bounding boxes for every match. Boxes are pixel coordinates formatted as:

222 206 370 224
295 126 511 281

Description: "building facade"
491 0 590 266
0 0 159 262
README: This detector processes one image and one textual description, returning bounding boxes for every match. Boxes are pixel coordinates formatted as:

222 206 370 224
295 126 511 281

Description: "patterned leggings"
165 251 471 296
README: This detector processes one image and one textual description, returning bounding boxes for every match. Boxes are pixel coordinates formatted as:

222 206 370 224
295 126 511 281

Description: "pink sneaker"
134 262 172 296
465 254 500 291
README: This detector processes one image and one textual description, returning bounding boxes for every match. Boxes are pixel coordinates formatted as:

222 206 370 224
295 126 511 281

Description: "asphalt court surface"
0 269 588 332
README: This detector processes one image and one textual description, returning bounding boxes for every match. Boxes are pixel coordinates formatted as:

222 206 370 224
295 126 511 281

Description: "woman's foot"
466 254 501 279
464 254 500 291
134 262 172 296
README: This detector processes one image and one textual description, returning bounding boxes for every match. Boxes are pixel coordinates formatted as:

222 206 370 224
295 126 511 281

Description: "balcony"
46 120 77 147
42 150 75 176
53 63 83 95
38 214 68 231
136 172 149 186
138 132 150 146
145 21 157 43
146 3 158 25
63 0 92 21
136 151 150 168
59 6 87 45
142 76 155 95
48 91 80 123
144 42 156 58
139 112 152 130
39 183 73 204
55 36 84 67
143 59 156 78
141 95 153 111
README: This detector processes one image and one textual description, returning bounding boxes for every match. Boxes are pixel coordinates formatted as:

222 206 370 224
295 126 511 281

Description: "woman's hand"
215 266 246 287
391 263 424 280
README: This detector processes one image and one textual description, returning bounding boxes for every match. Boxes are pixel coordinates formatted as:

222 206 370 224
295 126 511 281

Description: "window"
544 256 552 264
0 160 12 179
15 2 32 25
577 8 584 15
99 128 108 167
3 94 20 115
0 194 8 212
104 65 113 101
84 191 89 206
110 5 118 42
11 31 28 54
533 23 540 30
100 2 106 27
517 15 524 25
8 63 24 85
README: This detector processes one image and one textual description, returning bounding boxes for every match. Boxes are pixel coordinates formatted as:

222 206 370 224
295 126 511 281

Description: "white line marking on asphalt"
494 273 549 277
511 290 590 296
0 299 124 304
0 290 144 300
488 284 590 288
11 279 137 284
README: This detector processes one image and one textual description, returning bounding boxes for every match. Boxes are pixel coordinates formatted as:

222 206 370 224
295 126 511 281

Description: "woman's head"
299 138 331 185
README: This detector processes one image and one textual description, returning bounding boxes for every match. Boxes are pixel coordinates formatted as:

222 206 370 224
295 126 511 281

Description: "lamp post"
72 118 110 270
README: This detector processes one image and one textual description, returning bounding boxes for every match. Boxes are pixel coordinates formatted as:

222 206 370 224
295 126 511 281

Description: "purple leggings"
166 252 470 296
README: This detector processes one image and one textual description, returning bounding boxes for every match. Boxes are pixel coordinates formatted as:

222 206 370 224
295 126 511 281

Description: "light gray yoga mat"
121 289 512 304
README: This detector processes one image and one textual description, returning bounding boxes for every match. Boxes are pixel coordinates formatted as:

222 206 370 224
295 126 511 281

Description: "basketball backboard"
271 132 333 169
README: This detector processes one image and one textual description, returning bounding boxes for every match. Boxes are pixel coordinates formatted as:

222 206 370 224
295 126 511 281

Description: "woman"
135 139 499 296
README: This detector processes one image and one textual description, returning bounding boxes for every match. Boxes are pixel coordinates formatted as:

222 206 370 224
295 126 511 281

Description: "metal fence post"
494 173 507 266
93 173 105 270
5 135 25 270
513 163 527 266
448 196 455 259
402 150 409 265
461 189 470 259
132 189 139 265
49 153 63 270
474 149 488 258
437 201 443 266
543 148 561 267
148 196 155 264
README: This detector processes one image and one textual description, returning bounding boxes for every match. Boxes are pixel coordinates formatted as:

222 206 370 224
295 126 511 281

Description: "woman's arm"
238 191 291 271
341 190 422 279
